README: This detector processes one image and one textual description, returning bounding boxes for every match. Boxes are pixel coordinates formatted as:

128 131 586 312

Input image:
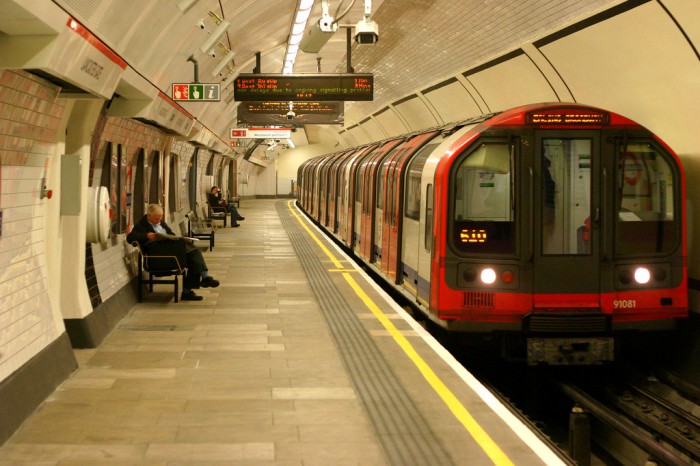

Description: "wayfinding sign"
230 127 292 139
172 83 221 101
233 74 373 101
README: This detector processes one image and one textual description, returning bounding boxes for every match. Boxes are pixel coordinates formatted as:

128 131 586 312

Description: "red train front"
298 103 688 365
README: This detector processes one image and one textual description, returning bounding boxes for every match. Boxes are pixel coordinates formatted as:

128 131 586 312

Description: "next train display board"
233 74 373 102
237 101 344 125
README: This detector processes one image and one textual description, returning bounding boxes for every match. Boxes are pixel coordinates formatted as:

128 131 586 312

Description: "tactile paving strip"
278 202 454 466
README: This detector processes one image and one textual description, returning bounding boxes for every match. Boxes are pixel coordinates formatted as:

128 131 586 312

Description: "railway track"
556 365 700 465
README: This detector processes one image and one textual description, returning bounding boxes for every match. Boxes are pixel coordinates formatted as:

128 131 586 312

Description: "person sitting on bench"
208 186 244 227
127 204 219 301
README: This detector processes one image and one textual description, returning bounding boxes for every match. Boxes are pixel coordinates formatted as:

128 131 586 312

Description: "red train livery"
297 103 688 364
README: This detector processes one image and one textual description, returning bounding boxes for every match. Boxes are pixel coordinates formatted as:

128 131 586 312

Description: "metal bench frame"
132 241 186 303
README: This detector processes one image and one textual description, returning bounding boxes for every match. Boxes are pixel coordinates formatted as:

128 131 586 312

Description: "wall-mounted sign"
172 83 220 101
230 127 292 139
237 101 343 125
233 74 373 102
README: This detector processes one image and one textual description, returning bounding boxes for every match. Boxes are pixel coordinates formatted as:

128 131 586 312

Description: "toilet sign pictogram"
172 83 220 101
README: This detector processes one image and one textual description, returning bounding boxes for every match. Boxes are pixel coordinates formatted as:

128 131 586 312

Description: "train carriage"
297 103 688 364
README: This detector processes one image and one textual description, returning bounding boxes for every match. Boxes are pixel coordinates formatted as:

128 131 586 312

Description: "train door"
358 151 381 261
351 148 376 250
532 131 601 307
359 140 402 262
337 150 358 237
381 131 440 281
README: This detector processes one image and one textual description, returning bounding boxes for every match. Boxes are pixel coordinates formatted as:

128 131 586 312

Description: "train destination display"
234 74 373 101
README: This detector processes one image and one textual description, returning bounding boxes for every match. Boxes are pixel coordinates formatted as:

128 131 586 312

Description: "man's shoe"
237 216 245 220
201 276 220 288
232 224 240 227
181 290 203 301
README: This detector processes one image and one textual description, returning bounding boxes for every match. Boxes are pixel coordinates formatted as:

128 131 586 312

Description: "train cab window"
616 142 678 256
451 142 515 255
541 138 592 256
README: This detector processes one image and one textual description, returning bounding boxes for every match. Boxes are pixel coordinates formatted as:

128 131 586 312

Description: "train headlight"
634 267 651 284
480 268 497 285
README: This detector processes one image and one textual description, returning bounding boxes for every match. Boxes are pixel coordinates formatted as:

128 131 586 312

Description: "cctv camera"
197 19 205 29
354 18 379 45
209 50 216 58
286 110 295 120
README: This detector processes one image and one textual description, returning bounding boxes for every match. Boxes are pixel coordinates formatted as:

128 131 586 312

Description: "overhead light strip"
283 0 315 74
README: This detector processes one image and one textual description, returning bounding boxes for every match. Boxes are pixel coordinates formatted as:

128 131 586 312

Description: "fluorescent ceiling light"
177 0 199 13
211 49 236 77
199 20 230 54
283 0 315 74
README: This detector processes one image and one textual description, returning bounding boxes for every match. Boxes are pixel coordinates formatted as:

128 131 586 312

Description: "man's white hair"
147 204 163 215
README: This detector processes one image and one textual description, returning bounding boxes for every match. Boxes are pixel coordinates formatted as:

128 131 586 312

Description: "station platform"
0 199 566 465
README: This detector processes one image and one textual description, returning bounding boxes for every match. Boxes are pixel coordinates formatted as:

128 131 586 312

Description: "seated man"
127 204 219 301
208 186 244 227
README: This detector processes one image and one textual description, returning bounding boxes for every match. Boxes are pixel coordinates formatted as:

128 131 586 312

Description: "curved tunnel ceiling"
37 0 616 140
2 0 697 158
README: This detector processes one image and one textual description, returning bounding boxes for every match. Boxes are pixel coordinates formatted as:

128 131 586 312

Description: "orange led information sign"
460 229 487 243
234 73 373 101
526 110 609 125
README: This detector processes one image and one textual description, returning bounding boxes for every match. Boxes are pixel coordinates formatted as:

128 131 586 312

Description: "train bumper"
527 337 615 365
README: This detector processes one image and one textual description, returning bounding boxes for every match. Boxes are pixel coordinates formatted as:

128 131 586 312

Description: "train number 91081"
613 299 637 309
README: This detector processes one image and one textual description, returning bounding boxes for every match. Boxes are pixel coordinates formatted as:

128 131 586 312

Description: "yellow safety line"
288 201 514 466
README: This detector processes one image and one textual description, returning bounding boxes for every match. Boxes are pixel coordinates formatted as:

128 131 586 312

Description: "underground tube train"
297 103 688 365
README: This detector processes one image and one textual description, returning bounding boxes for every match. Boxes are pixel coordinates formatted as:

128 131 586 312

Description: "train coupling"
527 337 614 365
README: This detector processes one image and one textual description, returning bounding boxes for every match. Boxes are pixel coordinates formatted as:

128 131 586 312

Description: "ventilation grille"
463 291 494 308
526 313 610 333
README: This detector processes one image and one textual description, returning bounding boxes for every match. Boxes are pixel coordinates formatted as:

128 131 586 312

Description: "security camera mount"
354 0 378 45
286 101 295 120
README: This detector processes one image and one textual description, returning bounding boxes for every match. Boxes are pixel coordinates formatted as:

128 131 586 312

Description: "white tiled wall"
0 70 67 380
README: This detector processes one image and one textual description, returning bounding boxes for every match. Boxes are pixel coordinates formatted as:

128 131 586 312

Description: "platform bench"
132 240 186 303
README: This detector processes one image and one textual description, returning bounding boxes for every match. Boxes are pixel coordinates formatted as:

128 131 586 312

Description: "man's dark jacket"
127 214 206 289
126 214 175 246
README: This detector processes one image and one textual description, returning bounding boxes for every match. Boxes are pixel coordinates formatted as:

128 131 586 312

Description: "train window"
425 184 433 252
355 165 363 203
541 138 591 256
377 165 386 210
451 142 515 255
405 143 439 220
615 142 678 256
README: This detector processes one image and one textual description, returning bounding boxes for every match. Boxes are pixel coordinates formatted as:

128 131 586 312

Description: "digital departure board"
237 101 343 125
233 74 373 102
